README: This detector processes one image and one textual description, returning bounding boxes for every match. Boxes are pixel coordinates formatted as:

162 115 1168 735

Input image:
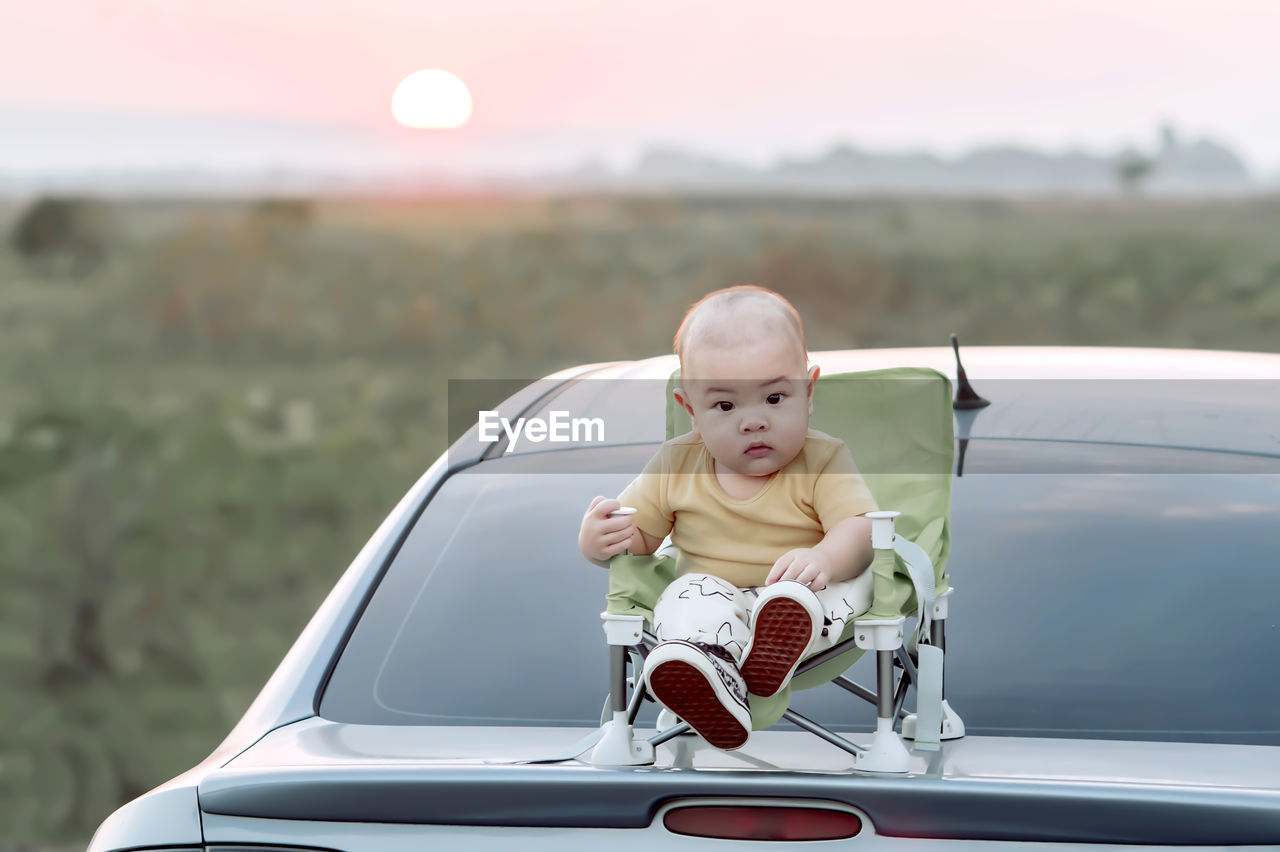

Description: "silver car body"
89 347 1280 851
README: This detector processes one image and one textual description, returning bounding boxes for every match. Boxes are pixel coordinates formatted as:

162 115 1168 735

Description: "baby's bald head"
674 286 809 380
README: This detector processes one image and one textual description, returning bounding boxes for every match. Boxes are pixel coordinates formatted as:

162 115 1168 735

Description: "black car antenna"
951 333 990 410
951 334 989 477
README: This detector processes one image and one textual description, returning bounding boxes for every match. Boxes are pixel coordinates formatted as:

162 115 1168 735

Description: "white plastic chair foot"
939 699 965 738
852 717 911 773
903 699 966 741
590 712 655 766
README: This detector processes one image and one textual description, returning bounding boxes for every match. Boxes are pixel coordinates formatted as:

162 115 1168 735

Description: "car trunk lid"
198 718 1280 845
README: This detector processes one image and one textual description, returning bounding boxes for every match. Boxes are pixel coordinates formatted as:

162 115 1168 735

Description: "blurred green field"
2 192 1279 848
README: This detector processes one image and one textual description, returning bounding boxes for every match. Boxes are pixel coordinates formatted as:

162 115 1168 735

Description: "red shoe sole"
741 597 815 697
647 660 748 750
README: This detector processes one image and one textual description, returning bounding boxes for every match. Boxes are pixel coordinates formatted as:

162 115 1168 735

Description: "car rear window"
320 443 1280 745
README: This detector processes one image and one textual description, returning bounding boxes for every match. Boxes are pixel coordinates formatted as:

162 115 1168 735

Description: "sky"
3 0 1280 177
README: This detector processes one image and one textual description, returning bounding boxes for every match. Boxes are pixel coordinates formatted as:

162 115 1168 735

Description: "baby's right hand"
579 496 637 564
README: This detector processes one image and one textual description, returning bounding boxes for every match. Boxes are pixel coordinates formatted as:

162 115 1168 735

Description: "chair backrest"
606 367 954 620
664 366 955 591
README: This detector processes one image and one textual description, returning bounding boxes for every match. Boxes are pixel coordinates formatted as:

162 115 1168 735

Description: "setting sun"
391 69 472 129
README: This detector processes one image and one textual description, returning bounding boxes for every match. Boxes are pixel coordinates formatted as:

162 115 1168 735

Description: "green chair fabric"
610 366 955 729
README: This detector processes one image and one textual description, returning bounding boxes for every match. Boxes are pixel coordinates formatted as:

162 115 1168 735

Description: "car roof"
574 344 1280 381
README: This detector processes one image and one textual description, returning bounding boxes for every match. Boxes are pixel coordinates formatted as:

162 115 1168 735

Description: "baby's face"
676 334 818 478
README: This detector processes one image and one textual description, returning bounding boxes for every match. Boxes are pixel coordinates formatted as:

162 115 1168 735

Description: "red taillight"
663 805 863 841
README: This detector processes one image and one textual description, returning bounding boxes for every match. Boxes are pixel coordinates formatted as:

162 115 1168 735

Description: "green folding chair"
590 367 965 771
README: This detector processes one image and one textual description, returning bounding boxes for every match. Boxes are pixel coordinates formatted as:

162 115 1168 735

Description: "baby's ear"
672 387 699 434
806 365 820 415
672 386 695 419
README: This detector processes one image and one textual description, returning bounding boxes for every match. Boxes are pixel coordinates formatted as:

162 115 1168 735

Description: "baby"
578 285 878 750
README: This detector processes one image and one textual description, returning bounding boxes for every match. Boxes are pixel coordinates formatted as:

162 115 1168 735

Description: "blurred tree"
1115 151 1155 196
8 196 110 276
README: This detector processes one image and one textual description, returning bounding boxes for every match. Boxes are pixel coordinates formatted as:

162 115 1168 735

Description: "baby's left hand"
767 548 833 590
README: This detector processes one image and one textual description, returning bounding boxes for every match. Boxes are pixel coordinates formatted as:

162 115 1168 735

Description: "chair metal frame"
591 511 964 771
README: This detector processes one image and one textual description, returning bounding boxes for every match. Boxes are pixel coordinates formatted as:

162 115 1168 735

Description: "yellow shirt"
617 429 879 587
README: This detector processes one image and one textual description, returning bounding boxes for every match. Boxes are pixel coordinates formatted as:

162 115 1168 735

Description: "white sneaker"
643 640 751 750
740 581 825 697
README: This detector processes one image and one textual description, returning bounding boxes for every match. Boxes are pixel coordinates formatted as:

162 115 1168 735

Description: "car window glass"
321 445 1280 745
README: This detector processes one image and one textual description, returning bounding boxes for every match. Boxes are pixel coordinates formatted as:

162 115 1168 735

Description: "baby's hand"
578 496 637 564
767 548 833 590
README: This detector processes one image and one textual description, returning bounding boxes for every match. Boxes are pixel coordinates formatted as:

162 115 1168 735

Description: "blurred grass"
1 192 1279 847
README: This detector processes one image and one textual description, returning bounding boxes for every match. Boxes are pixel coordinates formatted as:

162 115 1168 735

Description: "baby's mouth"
745 442 773 457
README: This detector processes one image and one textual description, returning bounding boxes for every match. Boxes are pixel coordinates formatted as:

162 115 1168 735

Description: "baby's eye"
716 401 734 412
766 392 784 405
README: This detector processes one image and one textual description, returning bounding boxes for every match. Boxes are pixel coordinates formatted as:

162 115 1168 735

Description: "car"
88 345 1280 851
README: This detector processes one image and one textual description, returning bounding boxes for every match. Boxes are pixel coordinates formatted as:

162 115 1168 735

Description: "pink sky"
4 0 1279 173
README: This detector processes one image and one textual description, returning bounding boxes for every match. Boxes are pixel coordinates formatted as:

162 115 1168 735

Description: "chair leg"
844 512 913 772
903 589 965 742
649 720 692 747
877 650 896 719
931 615 946 700
893 645 916 719
927 613 965 740
852 648 911 772
782 708 865 757
625 652 648 724
591 613 655 766
932 598 965 738
849 617 913 773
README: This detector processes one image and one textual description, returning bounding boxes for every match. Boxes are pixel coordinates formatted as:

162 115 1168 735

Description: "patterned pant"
652 571 874 664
